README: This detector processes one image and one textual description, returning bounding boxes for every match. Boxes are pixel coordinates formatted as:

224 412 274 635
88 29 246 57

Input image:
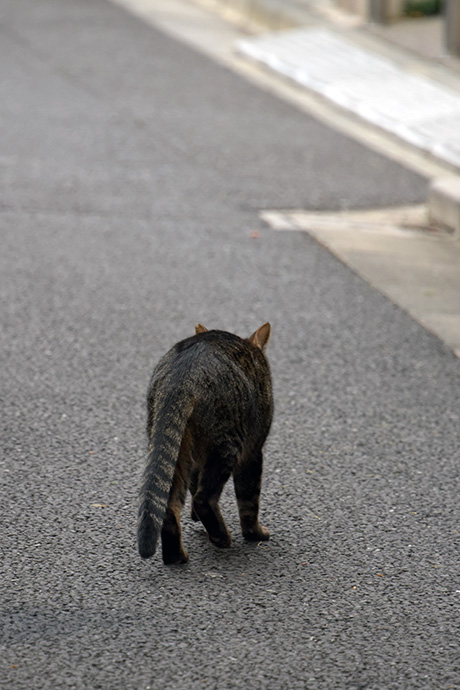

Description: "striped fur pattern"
137 323 273 564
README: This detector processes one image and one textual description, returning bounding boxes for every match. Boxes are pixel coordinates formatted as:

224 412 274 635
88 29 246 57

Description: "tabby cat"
137 323 273 564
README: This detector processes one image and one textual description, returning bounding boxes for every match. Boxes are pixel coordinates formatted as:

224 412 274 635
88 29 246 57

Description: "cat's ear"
249 322 271 350
195 323 208 334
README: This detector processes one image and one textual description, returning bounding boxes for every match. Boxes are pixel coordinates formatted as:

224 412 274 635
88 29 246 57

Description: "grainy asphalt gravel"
1 1 459 689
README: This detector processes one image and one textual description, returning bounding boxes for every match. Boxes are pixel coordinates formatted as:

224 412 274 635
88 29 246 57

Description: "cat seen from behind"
137 323 273 564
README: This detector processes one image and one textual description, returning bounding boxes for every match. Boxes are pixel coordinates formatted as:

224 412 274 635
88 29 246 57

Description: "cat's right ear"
195 323 208 334
249 322 271 350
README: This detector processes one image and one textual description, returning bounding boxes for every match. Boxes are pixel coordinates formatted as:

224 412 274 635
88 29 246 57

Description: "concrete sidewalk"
204 0 460 233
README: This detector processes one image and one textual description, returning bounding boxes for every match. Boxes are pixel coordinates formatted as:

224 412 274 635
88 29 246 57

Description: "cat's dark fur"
137 323 273 564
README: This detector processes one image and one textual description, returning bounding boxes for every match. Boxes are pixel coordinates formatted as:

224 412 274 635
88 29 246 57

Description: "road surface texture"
1 1 459 689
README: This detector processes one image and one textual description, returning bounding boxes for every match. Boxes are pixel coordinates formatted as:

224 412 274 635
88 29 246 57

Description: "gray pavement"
1 1 460 689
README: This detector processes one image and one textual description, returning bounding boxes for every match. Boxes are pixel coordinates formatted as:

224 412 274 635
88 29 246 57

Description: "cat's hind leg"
161 441 192 565
192 444 236 548
233 449 270 542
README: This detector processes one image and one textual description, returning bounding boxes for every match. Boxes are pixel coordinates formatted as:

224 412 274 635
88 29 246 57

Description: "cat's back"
147 326 272 449
151 329 269 395
174 329 267 382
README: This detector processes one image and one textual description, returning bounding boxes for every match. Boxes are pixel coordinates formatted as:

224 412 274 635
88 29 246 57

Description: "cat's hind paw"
243 524 270 541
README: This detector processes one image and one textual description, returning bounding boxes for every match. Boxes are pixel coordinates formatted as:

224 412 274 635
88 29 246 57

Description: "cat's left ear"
248 322 271 350
195 323 208 334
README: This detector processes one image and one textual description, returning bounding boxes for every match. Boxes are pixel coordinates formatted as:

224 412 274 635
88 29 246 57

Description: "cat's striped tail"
137 394 193 559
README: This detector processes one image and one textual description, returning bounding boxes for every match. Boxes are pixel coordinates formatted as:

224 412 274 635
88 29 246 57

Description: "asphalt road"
1 1 460 689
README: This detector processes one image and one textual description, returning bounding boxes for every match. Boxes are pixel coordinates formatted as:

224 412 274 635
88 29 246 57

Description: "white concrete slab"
261 205 460 357
238 28 460 169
